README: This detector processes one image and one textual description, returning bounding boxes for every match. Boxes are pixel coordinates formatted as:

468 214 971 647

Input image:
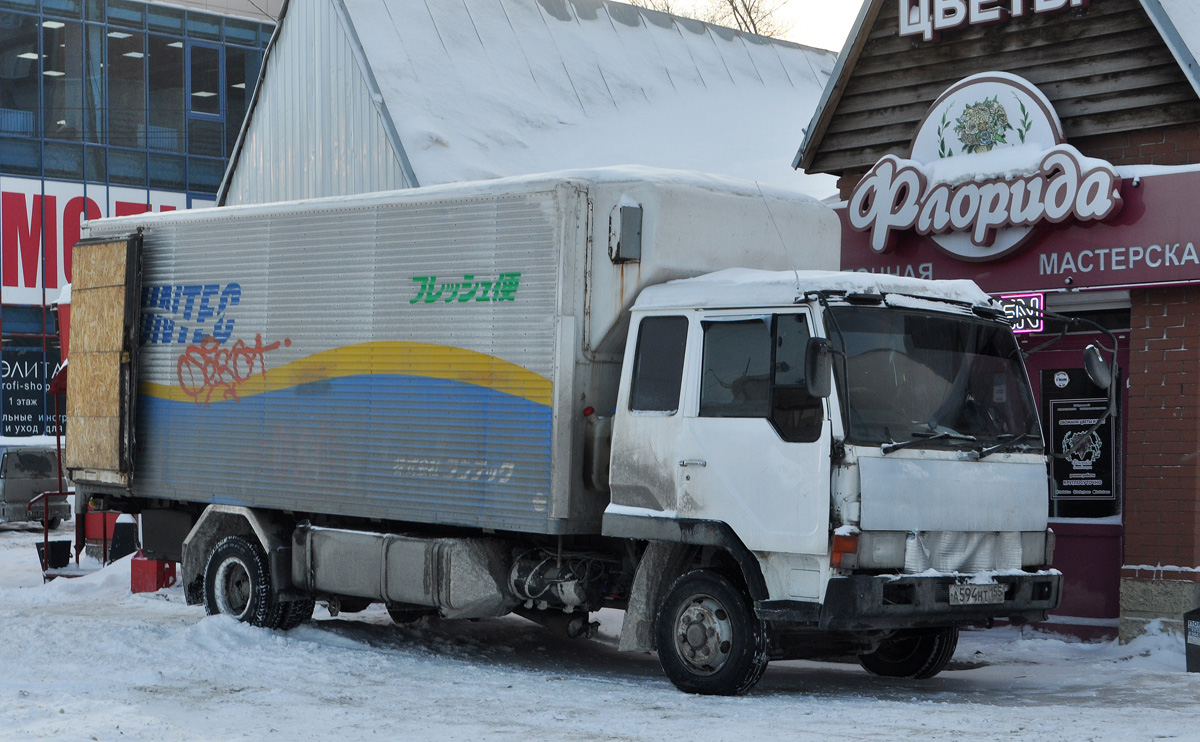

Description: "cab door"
676 312 831 556
608 314 692 514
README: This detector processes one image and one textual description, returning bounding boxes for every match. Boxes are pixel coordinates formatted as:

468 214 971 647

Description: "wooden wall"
808 0 1200 176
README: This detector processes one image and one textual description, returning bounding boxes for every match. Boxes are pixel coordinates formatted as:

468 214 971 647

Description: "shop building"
796 0 1200 639
0 0 275 435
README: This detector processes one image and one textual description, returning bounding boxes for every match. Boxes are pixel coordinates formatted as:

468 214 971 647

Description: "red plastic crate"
130 550 177 593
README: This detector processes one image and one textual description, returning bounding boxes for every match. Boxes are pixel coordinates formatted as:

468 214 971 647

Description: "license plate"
949 583 1005 606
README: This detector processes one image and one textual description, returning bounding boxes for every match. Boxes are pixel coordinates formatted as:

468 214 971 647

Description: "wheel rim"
213 556 253 619
672 593 734 675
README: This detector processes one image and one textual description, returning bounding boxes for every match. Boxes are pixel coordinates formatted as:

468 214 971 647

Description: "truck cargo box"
69 170 839 535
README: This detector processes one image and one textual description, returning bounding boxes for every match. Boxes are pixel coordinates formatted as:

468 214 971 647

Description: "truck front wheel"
655 570 769 695
857 626 959 679
203 535 286 628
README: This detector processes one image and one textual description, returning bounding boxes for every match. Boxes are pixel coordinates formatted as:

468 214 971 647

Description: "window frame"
186 40 223 119
694 310 825 442
627 314 689 416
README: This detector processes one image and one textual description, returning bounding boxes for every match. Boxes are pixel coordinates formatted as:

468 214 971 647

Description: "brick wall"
1124 287 1200 576
1074 124 1200 168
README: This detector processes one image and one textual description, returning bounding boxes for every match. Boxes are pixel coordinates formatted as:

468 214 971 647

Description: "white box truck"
66 171 1061 695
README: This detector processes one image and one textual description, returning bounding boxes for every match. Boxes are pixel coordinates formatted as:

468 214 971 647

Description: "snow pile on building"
346 0 835 193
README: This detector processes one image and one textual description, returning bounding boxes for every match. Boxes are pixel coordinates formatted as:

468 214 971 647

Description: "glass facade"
0 0 272 434
0 0 269 191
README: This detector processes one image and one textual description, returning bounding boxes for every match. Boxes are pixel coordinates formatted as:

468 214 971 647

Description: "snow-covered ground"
3 523 1198 742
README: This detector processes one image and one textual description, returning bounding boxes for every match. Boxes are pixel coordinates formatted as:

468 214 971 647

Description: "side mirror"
1083 344 1112 390
806 337 833 399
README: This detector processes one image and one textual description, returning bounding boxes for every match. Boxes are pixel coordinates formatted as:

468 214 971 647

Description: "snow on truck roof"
634 269 994 312
89 166 827 231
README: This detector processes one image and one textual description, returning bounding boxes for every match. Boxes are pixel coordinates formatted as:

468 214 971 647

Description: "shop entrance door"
1020 329 1128 638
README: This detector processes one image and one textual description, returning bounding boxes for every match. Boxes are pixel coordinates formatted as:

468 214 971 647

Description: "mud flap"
618 541 690 652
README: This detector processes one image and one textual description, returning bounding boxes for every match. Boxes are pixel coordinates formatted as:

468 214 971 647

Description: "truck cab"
604 269 1061 693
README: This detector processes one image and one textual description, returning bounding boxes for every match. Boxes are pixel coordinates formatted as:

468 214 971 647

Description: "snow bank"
3 527 1200 741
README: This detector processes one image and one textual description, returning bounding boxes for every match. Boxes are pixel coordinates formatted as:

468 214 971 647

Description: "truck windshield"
826 306 1042 451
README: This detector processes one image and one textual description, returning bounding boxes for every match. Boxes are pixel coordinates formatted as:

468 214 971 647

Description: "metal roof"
221 0 840 205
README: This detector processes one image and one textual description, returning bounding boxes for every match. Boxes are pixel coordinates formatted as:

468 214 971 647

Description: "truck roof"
633 269 994 312
87 166 828 233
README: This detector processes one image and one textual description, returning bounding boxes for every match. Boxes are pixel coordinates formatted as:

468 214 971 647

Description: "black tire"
858 626 959 679
46 517 62 530
386 604 432 625
655 570 769 696
278 599 315 630
203 535 286 629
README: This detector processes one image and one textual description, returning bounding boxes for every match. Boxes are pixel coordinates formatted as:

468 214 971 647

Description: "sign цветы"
899 0 1088 42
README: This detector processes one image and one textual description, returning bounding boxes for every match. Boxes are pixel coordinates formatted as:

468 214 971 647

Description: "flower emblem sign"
848 71 1124 262
954 97 1012 153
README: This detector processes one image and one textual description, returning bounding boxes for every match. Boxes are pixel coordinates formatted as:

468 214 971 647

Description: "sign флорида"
840 72 1200 294
848 73 1121 262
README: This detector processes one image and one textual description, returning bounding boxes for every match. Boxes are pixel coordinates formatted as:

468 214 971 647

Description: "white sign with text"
847 72 1122 262
899 0 1089 41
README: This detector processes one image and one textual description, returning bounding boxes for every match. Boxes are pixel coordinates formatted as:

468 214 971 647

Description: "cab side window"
629 316 688 413
699 315 823 442
771 314 822 442
700 319 771 417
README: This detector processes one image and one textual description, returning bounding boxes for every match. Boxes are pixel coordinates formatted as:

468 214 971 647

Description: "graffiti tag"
177 334 290 406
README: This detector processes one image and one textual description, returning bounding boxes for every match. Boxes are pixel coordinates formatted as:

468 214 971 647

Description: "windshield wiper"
974 432 1042 460
881 430 977 455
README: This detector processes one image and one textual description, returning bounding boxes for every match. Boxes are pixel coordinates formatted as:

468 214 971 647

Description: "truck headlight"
856 531 907 569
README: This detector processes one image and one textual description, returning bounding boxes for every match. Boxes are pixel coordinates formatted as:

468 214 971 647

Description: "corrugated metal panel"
102 189 573 534
223 0 411 204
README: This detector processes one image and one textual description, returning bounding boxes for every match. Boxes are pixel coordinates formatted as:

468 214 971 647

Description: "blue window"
0 0 271 199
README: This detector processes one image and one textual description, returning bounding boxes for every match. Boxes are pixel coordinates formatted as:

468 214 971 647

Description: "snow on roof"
633 268 992 311
342 0 838 198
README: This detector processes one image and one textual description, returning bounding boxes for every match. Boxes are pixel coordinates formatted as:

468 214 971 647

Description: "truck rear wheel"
203 535 286 629
655 570 768 695
857 626 959 679
277 599 315 630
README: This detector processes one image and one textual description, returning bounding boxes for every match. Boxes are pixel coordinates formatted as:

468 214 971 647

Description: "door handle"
678 459 707 468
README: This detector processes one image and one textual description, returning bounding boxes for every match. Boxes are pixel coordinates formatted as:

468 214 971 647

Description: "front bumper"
758 571 1063 631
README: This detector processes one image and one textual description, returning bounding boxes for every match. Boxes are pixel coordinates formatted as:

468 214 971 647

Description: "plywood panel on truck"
65 237 141 487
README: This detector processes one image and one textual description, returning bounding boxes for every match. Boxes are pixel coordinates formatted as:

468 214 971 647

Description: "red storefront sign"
839 166 1200 294
0 177 196 305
